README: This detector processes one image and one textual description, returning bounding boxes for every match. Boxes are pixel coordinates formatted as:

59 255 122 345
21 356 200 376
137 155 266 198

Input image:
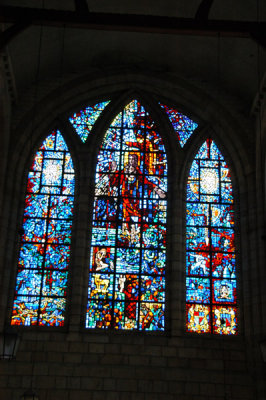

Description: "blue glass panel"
11 131 75 327
55 132 68 151
22 218 47 242
69 101 110 143
211 228 235 252
91 227 116 247
102 128 122 150
143 176 167 198
46 219 72 244
143 225 166 249
186 227 209 251
159 103 198 147
96 150 121 174
18 244 45 270
45 245 70 270
116 248 140 274
212 279 236 304
93 197 118 223
65 154 74 172
140 276 165 302
49 196 74 219
44 151 64 160
62 174 75 195
187 181 199 202
24 194 49 218
15 269 42 296
42 271 68 296
210 204 234 227
209 141 221 160
142 250 166 275
187 203 209 226
142 199 167 224
186 277 210 304
188 160 199 180
186 139 237 335
221 182 233 203
87 100 167 331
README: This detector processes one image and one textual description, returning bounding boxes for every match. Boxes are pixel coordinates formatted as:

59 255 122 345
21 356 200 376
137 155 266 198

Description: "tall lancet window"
186 139 237 335
86 100 168 331
11 131 75 327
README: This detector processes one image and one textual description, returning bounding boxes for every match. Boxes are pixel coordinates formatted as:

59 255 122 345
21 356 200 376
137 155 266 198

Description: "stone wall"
0 70 265 400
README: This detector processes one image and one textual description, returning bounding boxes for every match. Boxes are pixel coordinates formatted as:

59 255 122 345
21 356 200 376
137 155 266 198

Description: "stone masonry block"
200 382 220 396
69 390 93 400
128 355 149 366
168 381 185 394
103 378 116 391
100 354 127 365
111 366 135 379
80 377 102 390
64 352 83 364
118 379 138 391
67 377 81 389
89 343 105 354
55 377 67 389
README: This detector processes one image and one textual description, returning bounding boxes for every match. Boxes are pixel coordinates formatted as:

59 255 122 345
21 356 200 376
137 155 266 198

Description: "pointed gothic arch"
8 91 240 336
185 138 237 335
85 99 168 331
11 130 75 327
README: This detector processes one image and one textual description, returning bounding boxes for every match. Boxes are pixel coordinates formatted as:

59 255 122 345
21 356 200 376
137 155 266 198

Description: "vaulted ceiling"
1 0 266 114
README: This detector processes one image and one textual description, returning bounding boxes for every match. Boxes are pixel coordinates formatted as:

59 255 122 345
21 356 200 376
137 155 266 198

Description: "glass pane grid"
186 139 237 335
86 100 167 331
159 102 198 147
69 101 111 143
11 131 75 327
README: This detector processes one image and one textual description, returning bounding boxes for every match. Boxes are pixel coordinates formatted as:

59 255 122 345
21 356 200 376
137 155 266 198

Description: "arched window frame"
183 131 240 335
5 90 241 336
8 125 78 329
81 94 173 332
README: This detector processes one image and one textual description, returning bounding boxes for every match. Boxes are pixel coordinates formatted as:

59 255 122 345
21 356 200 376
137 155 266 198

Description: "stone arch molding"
11 67 252 176
1 69 251 332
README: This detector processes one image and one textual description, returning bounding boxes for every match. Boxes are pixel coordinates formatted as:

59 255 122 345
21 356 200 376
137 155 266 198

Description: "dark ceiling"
1 0 266 113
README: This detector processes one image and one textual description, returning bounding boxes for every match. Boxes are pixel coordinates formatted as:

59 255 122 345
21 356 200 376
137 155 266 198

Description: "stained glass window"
69 101 110 143
159 103 198 147
11 131 75 327
86 100 167 331
186 139 237 335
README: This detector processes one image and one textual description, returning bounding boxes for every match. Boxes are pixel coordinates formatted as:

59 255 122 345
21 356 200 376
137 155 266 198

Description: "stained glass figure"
11 131 75 327
159 103 198 147
186 139 237 334
86 100 167 331
69 101 110 143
